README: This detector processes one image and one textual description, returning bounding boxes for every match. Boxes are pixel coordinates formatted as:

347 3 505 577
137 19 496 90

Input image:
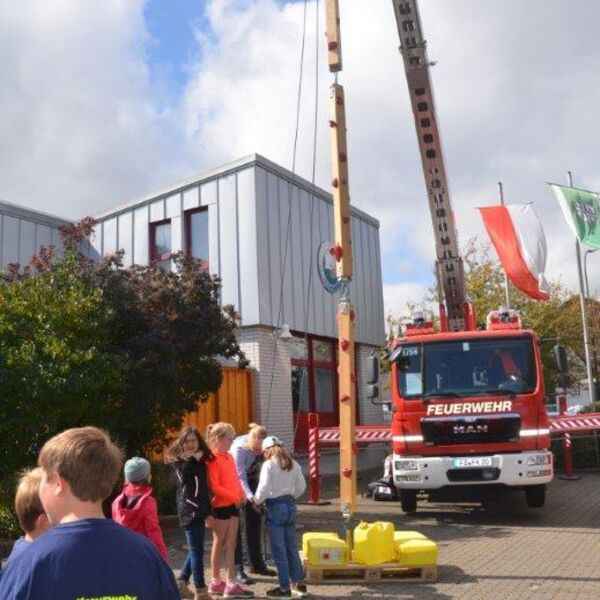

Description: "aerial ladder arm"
392 0 471 331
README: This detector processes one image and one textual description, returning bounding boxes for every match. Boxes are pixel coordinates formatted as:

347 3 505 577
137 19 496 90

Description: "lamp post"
584 249 596 298
584 249 597 391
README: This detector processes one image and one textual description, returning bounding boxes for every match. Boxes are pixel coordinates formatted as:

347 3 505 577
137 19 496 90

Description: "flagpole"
568 171 597 405
497 181 510 309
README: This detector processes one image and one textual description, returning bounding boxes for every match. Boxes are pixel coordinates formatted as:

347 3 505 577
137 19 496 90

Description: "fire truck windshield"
395 336 537 399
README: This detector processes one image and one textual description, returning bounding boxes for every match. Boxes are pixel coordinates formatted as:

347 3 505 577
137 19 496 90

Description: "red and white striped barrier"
549 414 600 434
307 413 330 505
305 407 600 501
318 425 391 444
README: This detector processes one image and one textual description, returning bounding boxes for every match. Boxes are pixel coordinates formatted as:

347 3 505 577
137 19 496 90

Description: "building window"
185 207 209 270
289 334 360 453
150 220 171 271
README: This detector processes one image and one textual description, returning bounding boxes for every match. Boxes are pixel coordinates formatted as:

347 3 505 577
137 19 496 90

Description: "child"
253 436 308 599
231 422 274 582
206 422 254 599
166 426 215 600
3 468 50 566
112 456 169 561
0 426 179 600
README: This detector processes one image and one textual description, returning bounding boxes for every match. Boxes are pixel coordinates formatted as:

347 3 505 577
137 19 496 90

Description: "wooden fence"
180 366 254 436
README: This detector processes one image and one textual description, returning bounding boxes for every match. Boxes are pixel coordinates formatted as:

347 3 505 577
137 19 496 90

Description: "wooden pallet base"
303 559 437 584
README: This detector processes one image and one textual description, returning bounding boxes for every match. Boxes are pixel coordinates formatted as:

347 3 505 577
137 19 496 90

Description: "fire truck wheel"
524 484 546 508
400 489 417 513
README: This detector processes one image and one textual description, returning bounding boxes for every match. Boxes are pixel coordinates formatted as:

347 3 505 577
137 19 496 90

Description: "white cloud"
383 282 432 323
181 0 600 302
2 0 600 304
0 0 188 218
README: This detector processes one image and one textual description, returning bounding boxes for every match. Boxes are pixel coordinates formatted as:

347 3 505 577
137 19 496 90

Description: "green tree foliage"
0 219 246 486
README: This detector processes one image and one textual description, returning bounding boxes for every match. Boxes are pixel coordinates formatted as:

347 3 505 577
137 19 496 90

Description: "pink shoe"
208 580 227 596
223 582 254 598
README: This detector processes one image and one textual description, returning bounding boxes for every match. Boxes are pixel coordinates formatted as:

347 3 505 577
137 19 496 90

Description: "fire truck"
386 0 554 512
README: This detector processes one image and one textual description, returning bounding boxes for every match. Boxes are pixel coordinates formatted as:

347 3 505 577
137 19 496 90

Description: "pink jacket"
111 482 169 561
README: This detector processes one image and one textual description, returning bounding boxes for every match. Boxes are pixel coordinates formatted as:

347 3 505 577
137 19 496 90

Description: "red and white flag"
478 203 550 300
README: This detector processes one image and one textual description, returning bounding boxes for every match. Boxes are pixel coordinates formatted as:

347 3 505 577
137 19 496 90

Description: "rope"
293 0 321 444
265 0 310 426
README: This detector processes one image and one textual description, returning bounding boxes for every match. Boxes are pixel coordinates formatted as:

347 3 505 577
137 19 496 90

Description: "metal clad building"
0 200 66 269
2 155 385 452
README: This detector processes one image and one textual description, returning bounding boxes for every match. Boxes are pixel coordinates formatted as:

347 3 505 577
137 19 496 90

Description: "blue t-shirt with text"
0 518 179 600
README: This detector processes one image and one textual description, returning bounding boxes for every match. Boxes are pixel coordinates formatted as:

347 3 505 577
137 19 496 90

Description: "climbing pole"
324 0 356 519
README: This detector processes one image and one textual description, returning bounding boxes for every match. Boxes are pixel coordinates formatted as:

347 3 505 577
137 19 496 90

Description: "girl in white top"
253 437 308 599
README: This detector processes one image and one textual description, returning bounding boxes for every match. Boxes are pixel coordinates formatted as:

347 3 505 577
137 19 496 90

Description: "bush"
551 433 600 470
0 219 247 486
0 500 20 540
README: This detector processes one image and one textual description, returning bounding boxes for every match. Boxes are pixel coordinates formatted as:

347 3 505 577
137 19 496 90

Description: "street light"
584 249 598 390
584 249 597 298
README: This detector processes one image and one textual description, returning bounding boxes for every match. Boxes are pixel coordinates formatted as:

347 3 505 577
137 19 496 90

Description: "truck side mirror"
553 344 569 374
367 354 379 385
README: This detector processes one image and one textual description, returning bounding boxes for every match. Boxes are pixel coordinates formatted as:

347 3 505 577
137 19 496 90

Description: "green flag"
549 183 600 249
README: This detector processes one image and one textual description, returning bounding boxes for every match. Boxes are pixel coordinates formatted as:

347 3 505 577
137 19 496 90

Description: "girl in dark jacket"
166 426 215 600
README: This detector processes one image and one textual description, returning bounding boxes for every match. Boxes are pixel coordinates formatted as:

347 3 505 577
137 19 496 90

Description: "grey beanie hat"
124 457 151 483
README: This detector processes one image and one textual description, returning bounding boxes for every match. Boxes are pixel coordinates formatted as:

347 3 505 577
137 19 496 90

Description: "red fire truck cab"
389 311 553 512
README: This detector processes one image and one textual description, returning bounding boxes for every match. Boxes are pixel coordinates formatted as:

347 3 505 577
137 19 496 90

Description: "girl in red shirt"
206 422 253 599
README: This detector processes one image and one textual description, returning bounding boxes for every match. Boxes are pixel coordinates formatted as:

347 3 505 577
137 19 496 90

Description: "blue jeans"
265 498 304 591
180 517 206 588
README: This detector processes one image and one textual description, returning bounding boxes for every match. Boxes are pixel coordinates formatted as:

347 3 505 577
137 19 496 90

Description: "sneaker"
223 582 255 598
177 579 194 599
235 567 255 585
291 583 308 598
265 588 292 599
208 580 227 596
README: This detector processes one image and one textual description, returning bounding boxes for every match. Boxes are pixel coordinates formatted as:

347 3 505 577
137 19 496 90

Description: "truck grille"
421 413 521 446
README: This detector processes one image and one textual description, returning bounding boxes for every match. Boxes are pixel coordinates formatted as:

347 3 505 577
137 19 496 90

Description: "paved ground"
163 471 600 599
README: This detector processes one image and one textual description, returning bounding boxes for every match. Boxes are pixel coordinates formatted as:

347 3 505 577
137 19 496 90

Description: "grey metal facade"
0 200 66 270
88 154 385 346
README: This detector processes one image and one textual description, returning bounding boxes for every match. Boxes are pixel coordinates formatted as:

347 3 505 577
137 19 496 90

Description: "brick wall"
237 326 295 450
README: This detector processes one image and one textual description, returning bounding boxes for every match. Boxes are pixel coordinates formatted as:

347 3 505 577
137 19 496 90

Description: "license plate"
453 457 492 468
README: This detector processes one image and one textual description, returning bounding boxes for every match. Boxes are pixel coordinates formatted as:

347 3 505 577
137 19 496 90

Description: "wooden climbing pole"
324 0 356 518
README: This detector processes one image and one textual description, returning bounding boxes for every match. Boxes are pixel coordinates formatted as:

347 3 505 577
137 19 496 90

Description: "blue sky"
0 0 599 318
144 0 204 100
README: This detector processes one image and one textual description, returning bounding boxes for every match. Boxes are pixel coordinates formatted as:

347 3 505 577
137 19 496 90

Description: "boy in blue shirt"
0 426 179 599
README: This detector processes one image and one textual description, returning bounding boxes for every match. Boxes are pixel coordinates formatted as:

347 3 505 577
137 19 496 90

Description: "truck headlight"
395 460 420 471
527 454 551 466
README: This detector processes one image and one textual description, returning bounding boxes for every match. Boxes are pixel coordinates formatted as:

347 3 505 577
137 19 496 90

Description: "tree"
0 219 246 484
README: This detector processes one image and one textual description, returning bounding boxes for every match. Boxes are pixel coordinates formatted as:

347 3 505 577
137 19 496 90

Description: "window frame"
184 206 210 271
289 332 361 424
149 218 172 267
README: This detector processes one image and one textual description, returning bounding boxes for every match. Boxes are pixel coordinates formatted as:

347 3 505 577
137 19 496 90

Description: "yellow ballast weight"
302 533 349 566
353 521 396 565
396 538 439 566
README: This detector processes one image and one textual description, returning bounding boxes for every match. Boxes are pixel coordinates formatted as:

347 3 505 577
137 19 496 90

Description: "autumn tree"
0 219 246 486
